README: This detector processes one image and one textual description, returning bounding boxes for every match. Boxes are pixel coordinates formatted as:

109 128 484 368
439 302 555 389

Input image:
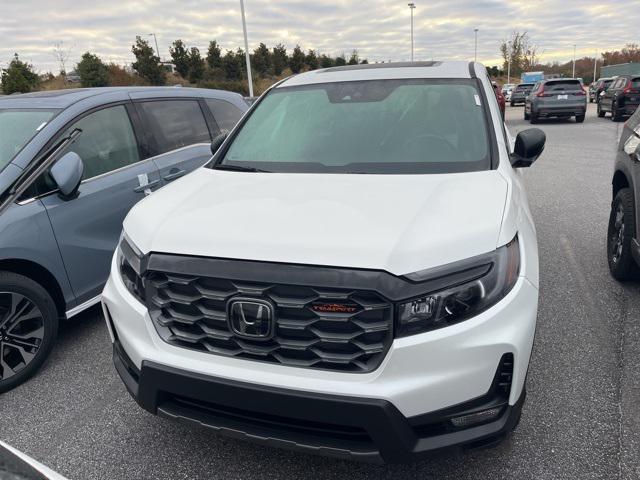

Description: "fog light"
450 407 503 428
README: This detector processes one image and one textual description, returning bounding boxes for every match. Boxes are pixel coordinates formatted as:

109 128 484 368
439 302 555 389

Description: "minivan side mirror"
210 130 229 155
510 128 546 168
50 151 84 198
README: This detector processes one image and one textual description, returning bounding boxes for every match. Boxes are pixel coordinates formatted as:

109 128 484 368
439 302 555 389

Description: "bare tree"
52 42 74 75
499 31 539 77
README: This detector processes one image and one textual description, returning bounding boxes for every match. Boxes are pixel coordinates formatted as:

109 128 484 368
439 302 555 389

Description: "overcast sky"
1 0 638 73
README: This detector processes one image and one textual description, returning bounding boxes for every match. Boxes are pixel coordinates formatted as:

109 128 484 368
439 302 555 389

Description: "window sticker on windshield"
36 122 47 131
474 94 481 106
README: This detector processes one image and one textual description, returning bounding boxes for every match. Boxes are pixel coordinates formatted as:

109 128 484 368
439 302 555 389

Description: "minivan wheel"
530 110 539 124
0 272 58 393
576 114 585 123
597 102 605 118
608 188 640 281
524 109 530 120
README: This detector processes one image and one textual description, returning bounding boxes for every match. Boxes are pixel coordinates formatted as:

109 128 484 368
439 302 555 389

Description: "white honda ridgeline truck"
102 61 545 464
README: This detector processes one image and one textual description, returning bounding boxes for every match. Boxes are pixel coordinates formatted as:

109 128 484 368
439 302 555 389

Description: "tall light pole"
572 44 576 78
239 0 254 97
408 3 416 62
148 33 160 60
593 49 598 83
474 28 479 62
507 41 512 84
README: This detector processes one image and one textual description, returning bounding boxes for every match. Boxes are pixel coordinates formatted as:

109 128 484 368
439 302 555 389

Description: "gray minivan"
0 87 247 392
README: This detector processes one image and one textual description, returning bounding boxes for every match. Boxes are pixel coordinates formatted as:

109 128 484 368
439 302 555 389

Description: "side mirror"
50 151 84 198
210 130 229 155
510 128 546 168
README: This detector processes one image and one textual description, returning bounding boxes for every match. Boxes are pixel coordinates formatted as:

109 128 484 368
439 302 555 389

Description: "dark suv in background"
608 107 640 280
525 79 587 123
598 75 640 121
590 77 614 103
510 83 534 106
0 87 247 393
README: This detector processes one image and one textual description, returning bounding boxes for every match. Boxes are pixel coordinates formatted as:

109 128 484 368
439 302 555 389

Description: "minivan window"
219 79 491 174
62 105 140 180
631 77 640 88
137 100 211 156
205 99 244 132
0 109 58 171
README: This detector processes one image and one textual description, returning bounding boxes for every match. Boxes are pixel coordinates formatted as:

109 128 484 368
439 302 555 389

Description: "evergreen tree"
222 50 242 80
319 54 334 69
76 52 109 87
169 39 190 78
206 40 222 69
272 44 288 76
253 43 272 77
289 45 306 74
132 36 165 85
187 47 205 83
348 50 360 65
335 55 347 66
0 53 39 94
305 49 319 70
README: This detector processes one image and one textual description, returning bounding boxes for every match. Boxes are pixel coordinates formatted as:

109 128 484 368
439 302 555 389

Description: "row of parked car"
497 75 640 125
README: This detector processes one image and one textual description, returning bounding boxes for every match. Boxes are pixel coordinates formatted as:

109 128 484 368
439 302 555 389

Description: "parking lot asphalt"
1 103 639 480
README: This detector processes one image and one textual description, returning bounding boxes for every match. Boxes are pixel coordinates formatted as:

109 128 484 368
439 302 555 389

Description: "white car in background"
502 83 517 101
103 61 546 463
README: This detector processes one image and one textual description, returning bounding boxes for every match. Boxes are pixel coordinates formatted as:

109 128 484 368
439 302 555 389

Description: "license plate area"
558 94 568 100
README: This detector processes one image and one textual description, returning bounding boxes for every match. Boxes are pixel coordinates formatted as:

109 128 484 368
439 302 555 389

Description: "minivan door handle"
133 179 160 193
163 169 187 181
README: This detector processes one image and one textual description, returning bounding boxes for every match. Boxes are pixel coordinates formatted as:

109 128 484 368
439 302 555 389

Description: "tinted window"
219 79 491 174
0 109 58 171
631 77 640 88
205 99 244 132
138 100 210 156
545 80 582 91
63 105 140 180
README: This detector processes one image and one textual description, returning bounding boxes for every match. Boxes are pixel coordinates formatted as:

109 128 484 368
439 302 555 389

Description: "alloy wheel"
0 292 45 381
611 203 626 265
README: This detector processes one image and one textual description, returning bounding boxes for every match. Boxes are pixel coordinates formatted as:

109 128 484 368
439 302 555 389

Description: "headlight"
117 232 146 304
397 237 520 337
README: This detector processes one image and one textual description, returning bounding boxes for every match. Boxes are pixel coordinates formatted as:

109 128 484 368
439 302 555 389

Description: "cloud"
0 0 638 73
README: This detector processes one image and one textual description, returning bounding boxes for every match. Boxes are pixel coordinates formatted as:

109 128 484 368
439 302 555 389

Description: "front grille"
145 271 393 373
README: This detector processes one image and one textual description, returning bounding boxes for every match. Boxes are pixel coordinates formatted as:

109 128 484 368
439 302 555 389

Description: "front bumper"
102 254 538 462
112 339 525 463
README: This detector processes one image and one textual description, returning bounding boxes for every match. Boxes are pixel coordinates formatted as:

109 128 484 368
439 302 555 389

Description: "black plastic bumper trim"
113 342 525 463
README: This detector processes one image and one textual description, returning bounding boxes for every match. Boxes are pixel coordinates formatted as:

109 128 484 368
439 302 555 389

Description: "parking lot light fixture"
474 28 479 62
148 33 160 60
408 3 416 62
239 0 254 97
572 44 576 78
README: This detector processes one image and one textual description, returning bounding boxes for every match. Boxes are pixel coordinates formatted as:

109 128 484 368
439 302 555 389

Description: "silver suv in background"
525 79 587 123
0 87 247 393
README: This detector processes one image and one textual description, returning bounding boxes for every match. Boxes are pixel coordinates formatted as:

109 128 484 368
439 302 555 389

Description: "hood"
124 169 509 276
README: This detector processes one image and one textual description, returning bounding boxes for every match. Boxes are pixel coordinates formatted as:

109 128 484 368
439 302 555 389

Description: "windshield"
0 109 58 171
218 79 491 174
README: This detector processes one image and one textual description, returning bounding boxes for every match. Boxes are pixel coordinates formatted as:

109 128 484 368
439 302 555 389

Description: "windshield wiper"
213 164 271 173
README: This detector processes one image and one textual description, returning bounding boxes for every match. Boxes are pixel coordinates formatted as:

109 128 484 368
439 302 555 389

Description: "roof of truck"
278 61 475 88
